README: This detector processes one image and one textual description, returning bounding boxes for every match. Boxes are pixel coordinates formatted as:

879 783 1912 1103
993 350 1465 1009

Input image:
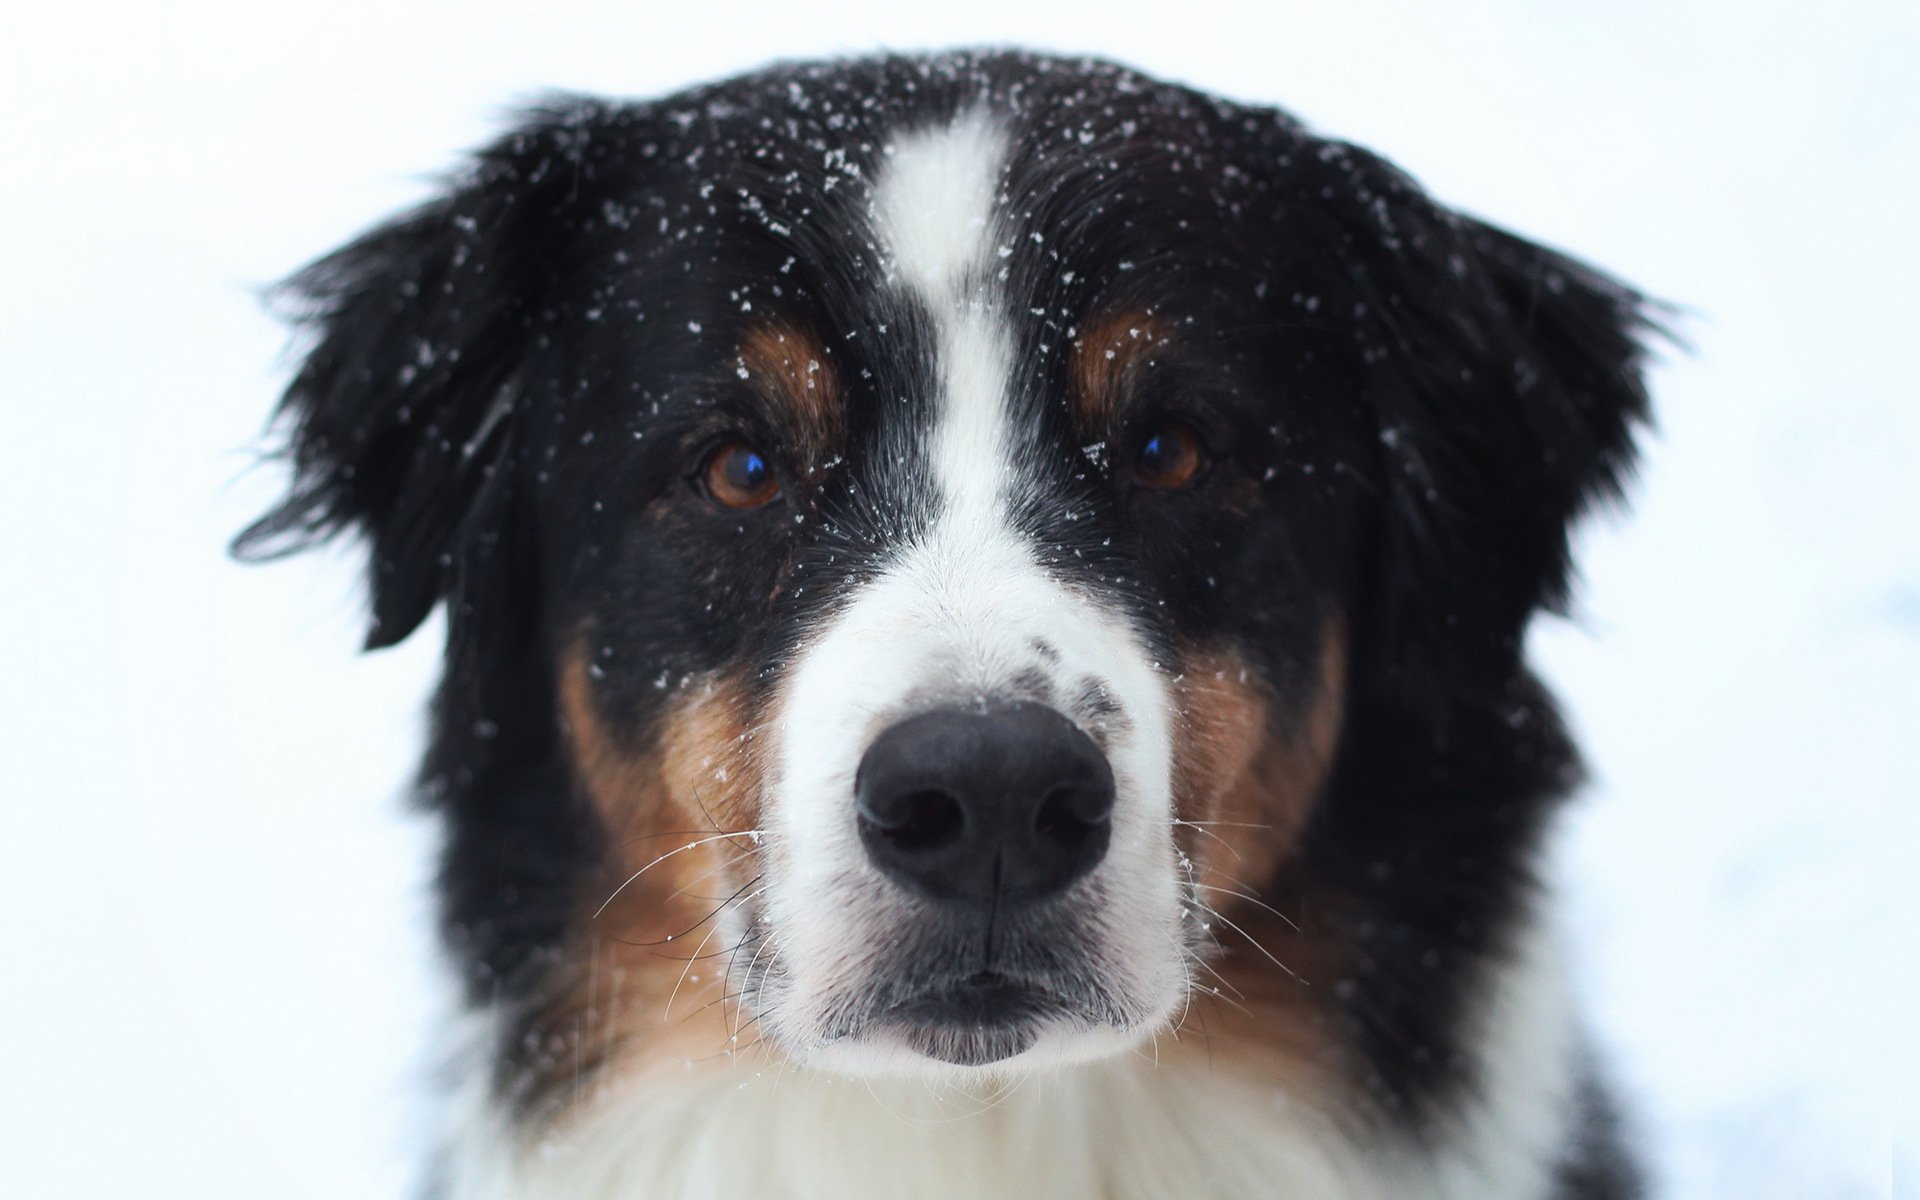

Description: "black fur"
239 50 1661 1194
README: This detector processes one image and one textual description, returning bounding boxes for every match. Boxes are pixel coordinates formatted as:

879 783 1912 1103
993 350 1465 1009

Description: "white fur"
439 912 1578 1199
872 108 1006 299
751 111 1185 1073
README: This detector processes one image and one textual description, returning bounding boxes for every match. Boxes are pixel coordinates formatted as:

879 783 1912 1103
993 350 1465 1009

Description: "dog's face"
243 54 1652 1113
542 103 1369 1076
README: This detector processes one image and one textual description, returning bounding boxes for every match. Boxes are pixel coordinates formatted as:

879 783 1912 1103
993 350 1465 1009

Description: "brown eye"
1132 422 1207 489
701 439 781 509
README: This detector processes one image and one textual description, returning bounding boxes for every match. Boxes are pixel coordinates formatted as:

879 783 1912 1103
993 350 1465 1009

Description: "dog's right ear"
233 97 620 649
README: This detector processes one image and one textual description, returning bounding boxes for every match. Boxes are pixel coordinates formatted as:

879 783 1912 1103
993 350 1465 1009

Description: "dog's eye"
1131 422 1207 489
700 439 781 509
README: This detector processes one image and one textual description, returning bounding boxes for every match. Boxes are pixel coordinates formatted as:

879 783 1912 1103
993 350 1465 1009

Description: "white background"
1 2 1912 1196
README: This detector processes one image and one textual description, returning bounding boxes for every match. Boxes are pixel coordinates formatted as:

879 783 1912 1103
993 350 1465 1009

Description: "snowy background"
2 1 1912 1196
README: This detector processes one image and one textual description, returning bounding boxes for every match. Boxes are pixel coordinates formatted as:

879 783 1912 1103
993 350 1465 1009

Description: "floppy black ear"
1327 146 1665 708
234 98 615 649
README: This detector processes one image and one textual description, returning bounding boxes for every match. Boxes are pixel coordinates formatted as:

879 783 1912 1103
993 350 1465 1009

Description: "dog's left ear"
1322 144 1667 707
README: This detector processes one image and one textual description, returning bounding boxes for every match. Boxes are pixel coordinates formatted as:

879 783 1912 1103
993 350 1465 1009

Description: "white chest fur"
438 918 1576 1200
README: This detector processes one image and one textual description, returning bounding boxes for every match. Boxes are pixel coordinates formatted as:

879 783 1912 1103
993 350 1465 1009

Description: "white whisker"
591 830 763 919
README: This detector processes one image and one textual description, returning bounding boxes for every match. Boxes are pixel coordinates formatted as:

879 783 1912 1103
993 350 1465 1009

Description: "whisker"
1170 818 1241 859
679 987 746 1021
664 846 760 899
1192 904 1305 983
603 874 761 949
664 883 766 1019
1179 944 1254 1018
618 827 750 848
1191 882 1301 931
592 830 762 919
678 937 759 962
719 919 758 1035
1171 819 1275 830
679 1030 770 1066
733 934 775 1044
1184 946 1250 1002
1169 983 1217 1070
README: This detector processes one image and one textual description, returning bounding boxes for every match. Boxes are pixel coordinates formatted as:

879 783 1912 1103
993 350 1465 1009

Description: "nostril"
866 789 966 853
855 702 1115 907
1034 785 1110 846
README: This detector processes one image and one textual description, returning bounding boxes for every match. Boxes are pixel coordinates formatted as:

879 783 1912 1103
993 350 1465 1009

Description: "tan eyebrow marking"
736 321 842 460
1069 309 1174 434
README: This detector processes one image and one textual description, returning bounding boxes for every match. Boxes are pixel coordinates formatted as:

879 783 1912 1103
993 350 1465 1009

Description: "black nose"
854 702 1115 909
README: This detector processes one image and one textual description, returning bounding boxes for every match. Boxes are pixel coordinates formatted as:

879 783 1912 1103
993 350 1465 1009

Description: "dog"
238 50 1659 1199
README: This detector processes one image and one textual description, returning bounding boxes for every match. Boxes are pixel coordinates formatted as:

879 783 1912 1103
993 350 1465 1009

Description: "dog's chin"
898 1020 1041 1067
790 972 1169 1078
805 1020 1068 1078
880 973 1061 1066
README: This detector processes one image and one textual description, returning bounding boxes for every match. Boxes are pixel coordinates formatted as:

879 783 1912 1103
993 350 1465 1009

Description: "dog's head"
241 54 1654 1105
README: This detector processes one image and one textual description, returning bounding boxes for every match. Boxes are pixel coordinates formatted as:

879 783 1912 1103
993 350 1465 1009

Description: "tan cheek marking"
737 321 841 461
523 649 771 1121
1164 623 1357 1090
1070 310 1173 436
1172 624 1345 895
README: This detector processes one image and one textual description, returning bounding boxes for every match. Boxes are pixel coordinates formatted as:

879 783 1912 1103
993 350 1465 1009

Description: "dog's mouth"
852 971 1085 1066
779 891 1174 1073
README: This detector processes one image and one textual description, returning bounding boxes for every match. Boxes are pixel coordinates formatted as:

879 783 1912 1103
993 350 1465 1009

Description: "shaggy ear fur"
1326 144 1665 711
233 98 617 650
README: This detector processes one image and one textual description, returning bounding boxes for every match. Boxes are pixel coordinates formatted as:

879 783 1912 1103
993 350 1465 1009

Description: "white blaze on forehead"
874 109 1007 300
873 110 1016 537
